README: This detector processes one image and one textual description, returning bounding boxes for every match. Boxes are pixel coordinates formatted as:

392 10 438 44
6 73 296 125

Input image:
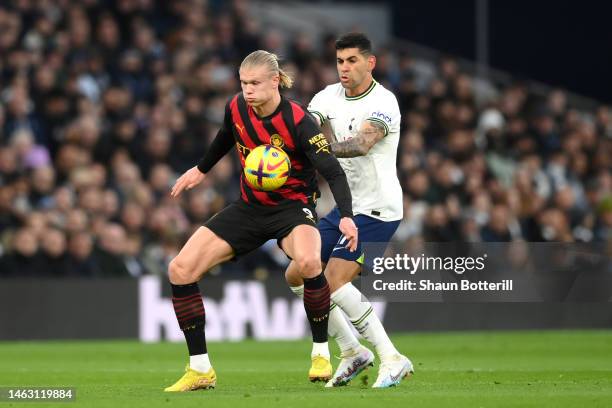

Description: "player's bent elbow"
360 143 374 155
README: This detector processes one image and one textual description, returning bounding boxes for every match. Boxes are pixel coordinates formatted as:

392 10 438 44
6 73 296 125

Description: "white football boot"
372 354 413 388
325 345 375 387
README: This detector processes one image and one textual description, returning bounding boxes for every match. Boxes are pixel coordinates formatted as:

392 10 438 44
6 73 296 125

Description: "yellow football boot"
164 365 216 392
308 355 332 382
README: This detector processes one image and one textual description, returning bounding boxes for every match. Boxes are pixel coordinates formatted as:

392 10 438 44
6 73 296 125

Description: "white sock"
328 303 361 355
189 354 211 373
331 282 399 363
311 342 330 359
290 285 360 356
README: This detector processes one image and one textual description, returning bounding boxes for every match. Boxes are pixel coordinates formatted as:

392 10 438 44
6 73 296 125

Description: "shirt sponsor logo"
370 111 392 124
308 133 330 154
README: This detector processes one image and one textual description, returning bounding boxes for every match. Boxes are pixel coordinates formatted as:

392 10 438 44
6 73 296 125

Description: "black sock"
171 282 207 355
303 273 330 343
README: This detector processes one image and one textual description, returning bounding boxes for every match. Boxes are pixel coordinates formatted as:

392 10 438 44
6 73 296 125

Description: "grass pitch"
0 330 611 407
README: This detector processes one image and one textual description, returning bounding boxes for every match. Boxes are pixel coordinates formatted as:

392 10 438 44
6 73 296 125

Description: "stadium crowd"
0 0 610 278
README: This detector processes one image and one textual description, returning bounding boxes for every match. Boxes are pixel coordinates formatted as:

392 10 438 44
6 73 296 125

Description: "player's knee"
168 258 195 284
296 255 322 279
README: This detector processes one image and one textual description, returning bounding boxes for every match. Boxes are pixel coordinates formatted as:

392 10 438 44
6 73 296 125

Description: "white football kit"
298 79 413 389
308 79 403 221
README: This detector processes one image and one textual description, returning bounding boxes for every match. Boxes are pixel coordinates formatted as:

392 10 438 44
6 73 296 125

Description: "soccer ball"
244 145 291 191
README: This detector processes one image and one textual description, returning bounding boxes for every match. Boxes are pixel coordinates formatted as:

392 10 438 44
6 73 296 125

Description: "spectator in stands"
66 231 99 277
0 228 44 277
94 223 130 277
481 204 513 242
40 227 71 276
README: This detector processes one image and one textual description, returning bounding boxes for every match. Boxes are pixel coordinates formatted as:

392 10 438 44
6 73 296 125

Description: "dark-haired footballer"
285 32 414 388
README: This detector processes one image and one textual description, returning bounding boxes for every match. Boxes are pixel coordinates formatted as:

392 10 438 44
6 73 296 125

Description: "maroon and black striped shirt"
197 93 353 217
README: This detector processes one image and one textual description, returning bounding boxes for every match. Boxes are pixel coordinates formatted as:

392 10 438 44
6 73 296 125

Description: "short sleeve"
307 90 329 126
366 94 401 137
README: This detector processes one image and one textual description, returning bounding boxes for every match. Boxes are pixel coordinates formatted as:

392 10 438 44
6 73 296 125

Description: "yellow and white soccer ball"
244 145 291 191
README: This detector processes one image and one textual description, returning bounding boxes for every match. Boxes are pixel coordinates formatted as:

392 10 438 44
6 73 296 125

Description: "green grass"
1 331 611 407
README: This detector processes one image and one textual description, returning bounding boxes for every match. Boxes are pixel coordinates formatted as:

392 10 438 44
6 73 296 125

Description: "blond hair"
240 50 293 89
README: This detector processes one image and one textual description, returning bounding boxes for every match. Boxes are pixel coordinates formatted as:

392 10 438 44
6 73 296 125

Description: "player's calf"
302 272 332 382
323 257 360 292
302 272 331 344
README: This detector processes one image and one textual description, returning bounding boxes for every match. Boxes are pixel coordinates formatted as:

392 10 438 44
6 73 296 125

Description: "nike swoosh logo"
390 372 402 382
332 246 344 252
266 160 286 171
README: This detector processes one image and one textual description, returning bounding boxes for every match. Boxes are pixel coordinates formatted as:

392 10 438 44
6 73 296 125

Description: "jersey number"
303 208 315 222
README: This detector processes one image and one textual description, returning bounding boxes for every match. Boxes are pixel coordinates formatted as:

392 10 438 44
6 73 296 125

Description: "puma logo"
234 123 245 136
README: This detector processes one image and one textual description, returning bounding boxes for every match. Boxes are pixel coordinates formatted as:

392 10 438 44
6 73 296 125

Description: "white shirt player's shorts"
319 207 400 266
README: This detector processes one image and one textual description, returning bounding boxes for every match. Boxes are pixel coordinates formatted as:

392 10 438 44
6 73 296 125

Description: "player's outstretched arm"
315 153 358 251
305 143 358 251
300 112 358 249
330 120 386 158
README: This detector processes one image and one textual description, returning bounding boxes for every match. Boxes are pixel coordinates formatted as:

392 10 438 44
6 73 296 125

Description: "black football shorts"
204 199 318 257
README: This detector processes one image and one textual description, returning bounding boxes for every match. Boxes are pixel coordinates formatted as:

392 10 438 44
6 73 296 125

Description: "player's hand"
339 217 358 252
171 166 206 197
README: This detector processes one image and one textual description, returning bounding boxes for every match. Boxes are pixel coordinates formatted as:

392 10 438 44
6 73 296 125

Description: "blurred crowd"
0 0 610 279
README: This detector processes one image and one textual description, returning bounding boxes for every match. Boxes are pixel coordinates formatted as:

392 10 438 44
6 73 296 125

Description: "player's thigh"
329 215 399 263
356 217 401 270
205 201 267 258
169 226 234 284
281 224 322 279
285 209 339 286
325 216 399 289
324 257 361 293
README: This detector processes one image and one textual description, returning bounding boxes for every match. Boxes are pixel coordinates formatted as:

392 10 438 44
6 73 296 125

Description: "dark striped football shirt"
197 93 353 217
